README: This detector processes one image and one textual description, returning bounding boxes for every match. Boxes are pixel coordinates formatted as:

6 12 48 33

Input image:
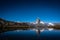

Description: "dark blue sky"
0 0 60 23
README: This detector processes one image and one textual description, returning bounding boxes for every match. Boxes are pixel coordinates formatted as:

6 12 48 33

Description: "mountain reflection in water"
0 29 60 40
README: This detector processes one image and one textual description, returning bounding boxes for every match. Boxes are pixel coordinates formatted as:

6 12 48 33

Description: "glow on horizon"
48 23 54 26
40 21 45 24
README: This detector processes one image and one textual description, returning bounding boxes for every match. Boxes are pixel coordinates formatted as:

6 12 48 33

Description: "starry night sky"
0 0 60 23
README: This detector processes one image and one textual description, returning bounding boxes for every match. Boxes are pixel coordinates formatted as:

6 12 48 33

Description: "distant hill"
0 18 60 33
53 23 60 25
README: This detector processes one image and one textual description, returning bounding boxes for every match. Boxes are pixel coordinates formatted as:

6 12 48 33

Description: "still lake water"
0 30 60 40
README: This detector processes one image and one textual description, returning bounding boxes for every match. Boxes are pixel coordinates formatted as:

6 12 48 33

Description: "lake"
0 29 60 40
